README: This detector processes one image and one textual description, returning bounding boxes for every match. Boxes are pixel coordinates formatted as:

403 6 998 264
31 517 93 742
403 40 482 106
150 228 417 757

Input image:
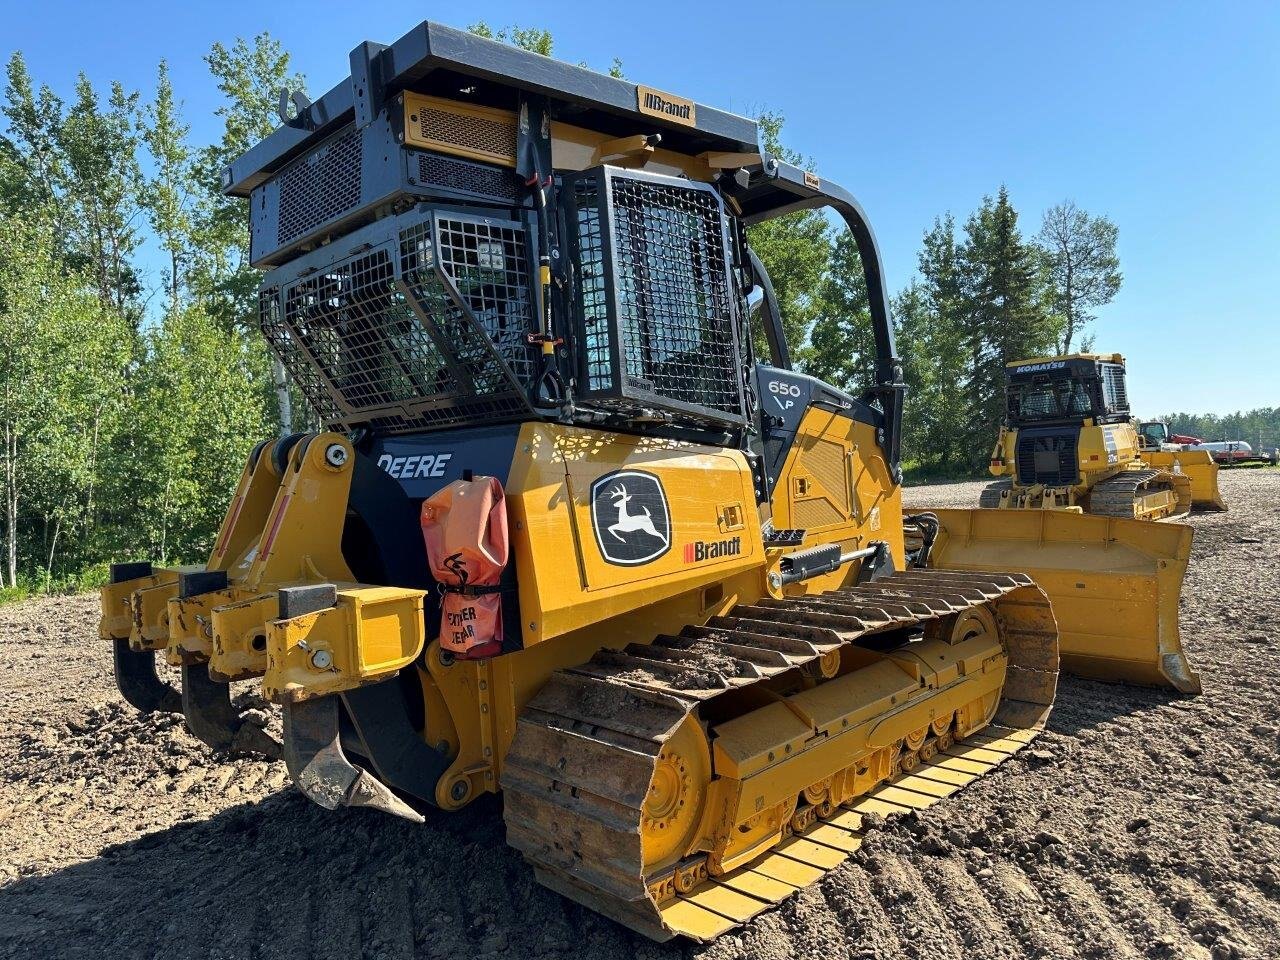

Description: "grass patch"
0 584 31 607
0 562 115 606
901 460 985 486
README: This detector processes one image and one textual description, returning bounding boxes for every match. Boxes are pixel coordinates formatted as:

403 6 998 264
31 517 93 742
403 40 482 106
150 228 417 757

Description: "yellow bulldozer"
982 353 1225 516
969 353 1212 692
98 24 1197 941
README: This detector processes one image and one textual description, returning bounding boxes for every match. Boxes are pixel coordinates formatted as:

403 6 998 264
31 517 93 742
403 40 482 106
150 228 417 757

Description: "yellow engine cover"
506 422 763 645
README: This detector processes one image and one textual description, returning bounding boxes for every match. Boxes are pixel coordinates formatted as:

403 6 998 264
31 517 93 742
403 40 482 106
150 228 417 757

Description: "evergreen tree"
744 112 831 364
898 215 971 472
805 230 873 391
958 187 1060 469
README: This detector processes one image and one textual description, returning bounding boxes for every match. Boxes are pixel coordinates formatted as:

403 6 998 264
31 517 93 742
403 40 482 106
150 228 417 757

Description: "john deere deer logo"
590 470 672 566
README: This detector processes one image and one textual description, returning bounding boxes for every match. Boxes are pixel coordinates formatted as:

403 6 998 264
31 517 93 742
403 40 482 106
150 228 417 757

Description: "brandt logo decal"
590 470 672 566
636 85 697 127
683 537 742 563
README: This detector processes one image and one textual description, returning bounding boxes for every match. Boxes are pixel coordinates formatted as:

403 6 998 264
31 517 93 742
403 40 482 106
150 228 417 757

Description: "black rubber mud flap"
112 638 182 714
342 676 450 805
282 695 425 823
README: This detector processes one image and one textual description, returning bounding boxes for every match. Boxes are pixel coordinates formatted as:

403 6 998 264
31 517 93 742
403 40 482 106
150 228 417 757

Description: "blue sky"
6 1 1277 414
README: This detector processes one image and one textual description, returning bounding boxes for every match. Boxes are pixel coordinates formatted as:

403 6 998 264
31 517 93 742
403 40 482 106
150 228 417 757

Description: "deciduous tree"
1038 201 1121 354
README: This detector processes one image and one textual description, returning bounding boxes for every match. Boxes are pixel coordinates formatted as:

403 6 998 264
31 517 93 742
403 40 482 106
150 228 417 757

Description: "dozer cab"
99 23 1194 941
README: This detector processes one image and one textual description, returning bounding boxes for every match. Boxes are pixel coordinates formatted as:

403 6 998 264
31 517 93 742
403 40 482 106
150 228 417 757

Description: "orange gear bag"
420 475 509 659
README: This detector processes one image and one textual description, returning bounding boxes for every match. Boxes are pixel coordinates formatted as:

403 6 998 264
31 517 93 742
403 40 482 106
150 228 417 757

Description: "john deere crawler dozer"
100 23 1190 940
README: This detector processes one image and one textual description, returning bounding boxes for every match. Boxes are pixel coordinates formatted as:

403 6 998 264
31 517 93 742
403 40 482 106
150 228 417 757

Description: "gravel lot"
1 469 1277 960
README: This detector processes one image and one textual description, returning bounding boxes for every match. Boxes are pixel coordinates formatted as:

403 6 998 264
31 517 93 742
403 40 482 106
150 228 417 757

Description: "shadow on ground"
0 788 675 960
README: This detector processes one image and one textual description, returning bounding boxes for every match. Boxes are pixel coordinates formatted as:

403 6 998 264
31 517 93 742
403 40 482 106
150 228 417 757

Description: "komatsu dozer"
983 354 1224 516
99 23 1201 941
964 353 1207 692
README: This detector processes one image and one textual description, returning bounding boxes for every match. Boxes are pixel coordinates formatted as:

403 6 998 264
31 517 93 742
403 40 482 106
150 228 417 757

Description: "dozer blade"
921 508 1200 694
1143 450 1226 511
282 696 424 823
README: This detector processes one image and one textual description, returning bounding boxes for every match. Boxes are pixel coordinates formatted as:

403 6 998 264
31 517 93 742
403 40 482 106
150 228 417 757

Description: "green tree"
467 21 554 56
2 56 146 321
1037 200 1122 353
805 230 873 391
118 307 272 563
0 210 131 586
58 75 145 319
190 33 304 431
959 186 1060 468
141 60 194 314
0 52 64 211
897 215 971 472
467 21 624 76
745 112 832 363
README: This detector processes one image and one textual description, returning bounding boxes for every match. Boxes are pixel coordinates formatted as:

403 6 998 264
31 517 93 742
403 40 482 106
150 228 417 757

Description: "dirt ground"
1 469 1278 960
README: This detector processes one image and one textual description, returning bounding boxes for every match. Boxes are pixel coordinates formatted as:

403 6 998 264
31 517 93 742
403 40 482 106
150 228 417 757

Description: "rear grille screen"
276 127 362 246
566 167 745 428
1100 363 1129 413
259 210 535 434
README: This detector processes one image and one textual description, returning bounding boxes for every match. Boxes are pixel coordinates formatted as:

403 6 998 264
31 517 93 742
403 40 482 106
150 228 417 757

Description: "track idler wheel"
640 716 711 878
282 696 424 823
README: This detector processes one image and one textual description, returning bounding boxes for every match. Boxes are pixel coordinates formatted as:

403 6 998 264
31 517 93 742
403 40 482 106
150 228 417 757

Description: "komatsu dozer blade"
1143 450 1227 511
921 508 1200 694
282 696 424 823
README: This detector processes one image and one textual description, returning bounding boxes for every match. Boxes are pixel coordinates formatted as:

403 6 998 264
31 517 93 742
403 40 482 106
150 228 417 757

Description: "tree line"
0 37 298 593
1160 409 1280 454
0 22 1188 596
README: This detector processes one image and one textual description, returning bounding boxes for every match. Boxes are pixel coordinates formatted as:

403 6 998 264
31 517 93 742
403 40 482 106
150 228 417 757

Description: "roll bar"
731 158 905 481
